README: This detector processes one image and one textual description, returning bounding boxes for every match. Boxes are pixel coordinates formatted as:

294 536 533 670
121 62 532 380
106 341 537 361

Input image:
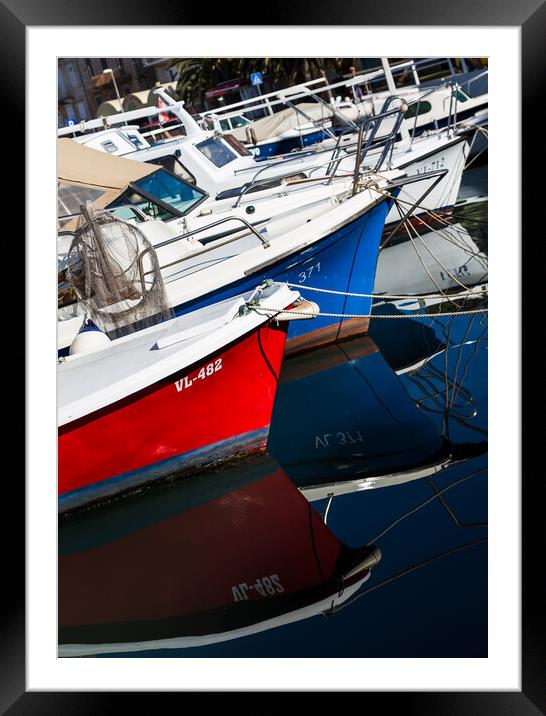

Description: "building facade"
58 58 177 127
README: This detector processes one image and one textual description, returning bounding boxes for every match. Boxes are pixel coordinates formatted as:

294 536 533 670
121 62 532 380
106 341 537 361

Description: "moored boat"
58 147 405 356
60 90 468 230
58 283 304 512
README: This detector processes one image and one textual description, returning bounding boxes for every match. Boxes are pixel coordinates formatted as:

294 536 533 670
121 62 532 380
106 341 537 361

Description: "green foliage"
169 58 357 111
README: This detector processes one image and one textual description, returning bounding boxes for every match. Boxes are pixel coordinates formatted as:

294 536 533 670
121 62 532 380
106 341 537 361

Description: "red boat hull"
58 322 287 511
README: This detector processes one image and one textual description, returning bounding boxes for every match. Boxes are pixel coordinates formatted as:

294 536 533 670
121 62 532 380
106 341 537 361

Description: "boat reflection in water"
269 325 486 502
59 455 381 656
375 222 488 297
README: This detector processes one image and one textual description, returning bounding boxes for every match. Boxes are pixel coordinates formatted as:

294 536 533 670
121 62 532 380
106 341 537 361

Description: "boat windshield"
109 169 207 222
133 169 207 215
195 137 237 167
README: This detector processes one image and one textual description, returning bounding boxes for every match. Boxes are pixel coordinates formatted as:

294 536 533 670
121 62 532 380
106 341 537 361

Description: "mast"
381 57 410 142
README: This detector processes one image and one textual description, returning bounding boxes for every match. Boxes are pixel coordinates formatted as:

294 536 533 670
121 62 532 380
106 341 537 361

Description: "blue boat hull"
253 128 329 159
173 196 392 354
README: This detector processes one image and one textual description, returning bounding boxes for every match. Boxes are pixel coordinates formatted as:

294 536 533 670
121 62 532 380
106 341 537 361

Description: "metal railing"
457 69 488 97
231 148 366 208
325 97 408 181
232 98 407 205
405 75 482 143
59 212 271 299
137 215 271 291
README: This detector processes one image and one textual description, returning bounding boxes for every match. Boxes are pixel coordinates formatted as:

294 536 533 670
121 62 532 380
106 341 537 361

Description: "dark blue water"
58 177 488 659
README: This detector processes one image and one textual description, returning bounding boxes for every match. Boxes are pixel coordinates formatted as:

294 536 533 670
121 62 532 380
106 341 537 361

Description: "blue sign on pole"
250 72 263 87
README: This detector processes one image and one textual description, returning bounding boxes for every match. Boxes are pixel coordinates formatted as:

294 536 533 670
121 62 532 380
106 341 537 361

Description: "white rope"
365 179 488 264
252 306 488 319
401 209 477 296
273 281 487 302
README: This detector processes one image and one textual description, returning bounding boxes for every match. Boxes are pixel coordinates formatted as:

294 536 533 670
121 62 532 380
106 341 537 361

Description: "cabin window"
451 89 468 103
108 205 146 223
219 119 231 132
195 137 236 167
404 100 432 119
230 115 250 129
57 185 105 228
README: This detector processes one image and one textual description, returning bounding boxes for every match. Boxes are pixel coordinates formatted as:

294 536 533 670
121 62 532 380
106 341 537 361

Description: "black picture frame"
8 0 540 712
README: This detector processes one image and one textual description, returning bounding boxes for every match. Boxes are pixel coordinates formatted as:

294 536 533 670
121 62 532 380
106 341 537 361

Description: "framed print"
9 0 541 710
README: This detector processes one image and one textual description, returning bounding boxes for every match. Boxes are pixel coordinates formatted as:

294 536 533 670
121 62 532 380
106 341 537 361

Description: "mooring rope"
252 305 488 319
270 281 487 302
252 277 487 320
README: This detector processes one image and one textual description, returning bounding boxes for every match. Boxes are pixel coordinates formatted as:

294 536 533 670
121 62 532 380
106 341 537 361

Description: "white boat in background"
59 90 469 230
352 59 487 141
57 142 408 356
198 57 487 157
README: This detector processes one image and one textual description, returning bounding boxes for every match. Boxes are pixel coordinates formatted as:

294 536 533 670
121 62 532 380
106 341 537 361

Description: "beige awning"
230 102 359 143
57 138 158 227
58 137 157 206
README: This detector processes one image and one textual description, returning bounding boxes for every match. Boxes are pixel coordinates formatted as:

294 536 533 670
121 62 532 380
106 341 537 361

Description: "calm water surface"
59 171 488 659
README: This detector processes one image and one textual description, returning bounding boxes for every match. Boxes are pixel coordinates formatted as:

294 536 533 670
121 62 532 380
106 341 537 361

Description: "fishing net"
66 202 174 338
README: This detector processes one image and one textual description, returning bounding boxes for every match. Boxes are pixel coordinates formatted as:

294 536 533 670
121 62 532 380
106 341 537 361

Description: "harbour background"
60 169 488 658
55 56 489 659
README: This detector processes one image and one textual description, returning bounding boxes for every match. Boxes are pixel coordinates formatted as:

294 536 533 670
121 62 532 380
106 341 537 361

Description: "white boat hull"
381 137 469 226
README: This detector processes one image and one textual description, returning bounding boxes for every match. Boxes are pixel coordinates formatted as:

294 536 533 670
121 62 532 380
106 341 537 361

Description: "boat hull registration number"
175 358 223 392
415 157 446 175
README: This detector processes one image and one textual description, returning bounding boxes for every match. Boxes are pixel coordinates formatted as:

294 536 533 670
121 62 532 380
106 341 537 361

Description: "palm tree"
169 58 358 111
171 58 239 110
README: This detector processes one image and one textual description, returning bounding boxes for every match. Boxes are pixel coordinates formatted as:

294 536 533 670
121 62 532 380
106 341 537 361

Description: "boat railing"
57 101 188 138
139 122 187 141
136 215 272 290
230 98 404 176
350 57 481 95
230 140 386 208
406 78 464 143
231 150 362 208
326 97 408 180
232 99 406 205
196 58 459 125
59 212 271 297
456 69 488 98
232 165 333 208
272 88 400 152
